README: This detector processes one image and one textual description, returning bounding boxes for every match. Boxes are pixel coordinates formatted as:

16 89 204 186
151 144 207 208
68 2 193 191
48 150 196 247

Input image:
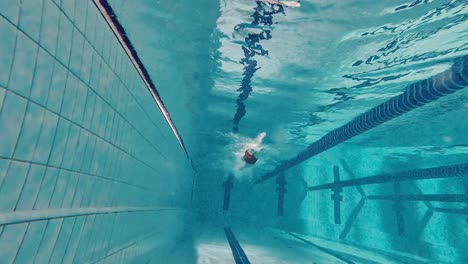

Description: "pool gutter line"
0 206 182 226
93 0 189 158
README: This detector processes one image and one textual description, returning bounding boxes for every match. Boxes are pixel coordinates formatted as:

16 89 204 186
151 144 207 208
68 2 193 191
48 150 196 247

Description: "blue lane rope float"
256 55 468 183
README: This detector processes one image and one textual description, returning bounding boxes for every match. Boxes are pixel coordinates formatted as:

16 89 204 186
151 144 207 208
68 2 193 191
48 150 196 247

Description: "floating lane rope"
256 55 468 183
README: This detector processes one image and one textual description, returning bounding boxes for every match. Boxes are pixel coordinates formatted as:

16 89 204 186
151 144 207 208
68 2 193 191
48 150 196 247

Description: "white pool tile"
61 73 78 120
34 218 63 264
48 118 70 167
0 0 20 25
48 217 76 264
18 0 43 41
52 0 62 8
108 41 118 73
61 123 80 169
80 177 96 206
60 0 75 22
71 81 88 124
9 32 38 98
98 104 109 137
93 21 105 57
71 174 87 206
0 160 29 211
46 62 67 113
13 103 45 161
60 216 86 263
40 0 60 55
14 221 48 264
88 51 102 90
90 138 102 175
104 110 115 140
55 14 73 66
34 167 59 209
69 28 84 76
97 64 111 97
80 41 93 85
82 90 97 129
30 49 54 106
85 2 98 46
0 18 17 87
15 164 47 210
61 172 79 207
104 74 115 108
84 215 105 261
73 0 87 33
103 148 116 177
0 223 28 263
49 170 69 208
114 50 124 80
91 96 103 134
0 91 27 157
0 88 5 109
97 141 109 176
110 114 121 145
88 178 103 207
72 215 96 262
33 109 59 164
0 159 9 190
85 137 99 174
71 130 88 171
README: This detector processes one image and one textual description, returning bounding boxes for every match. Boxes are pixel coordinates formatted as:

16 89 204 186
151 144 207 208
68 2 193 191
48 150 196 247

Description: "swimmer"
262 0 301 8
243 149 258 164
241 132 266 165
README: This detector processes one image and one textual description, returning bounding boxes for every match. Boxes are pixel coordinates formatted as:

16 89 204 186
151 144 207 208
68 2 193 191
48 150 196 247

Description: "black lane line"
223 175 234 211
224 227 251 264
288 232 355 264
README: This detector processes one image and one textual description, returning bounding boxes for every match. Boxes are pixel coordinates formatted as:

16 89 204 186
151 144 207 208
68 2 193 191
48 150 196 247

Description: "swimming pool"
0 0 466 263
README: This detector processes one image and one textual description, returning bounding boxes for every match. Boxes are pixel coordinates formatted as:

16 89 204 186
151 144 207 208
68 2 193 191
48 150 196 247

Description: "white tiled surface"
0 1 193 263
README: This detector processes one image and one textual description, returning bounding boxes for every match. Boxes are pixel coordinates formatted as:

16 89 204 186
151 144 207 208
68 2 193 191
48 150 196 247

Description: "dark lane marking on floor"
223 175 234 211
224 227 251 264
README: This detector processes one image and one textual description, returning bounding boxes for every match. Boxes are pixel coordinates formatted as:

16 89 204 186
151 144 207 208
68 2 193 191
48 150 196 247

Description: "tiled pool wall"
0 0 193 263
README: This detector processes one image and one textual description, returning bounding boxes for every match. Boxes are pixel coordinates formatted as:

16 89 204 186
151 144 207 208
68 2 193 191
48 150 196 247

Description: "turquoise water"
0 0 467 263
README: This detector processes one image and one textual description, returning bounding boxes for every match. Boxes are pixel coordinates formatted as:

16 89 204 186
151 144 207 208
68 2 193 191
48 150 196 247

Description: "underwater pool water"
0 0 466 263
